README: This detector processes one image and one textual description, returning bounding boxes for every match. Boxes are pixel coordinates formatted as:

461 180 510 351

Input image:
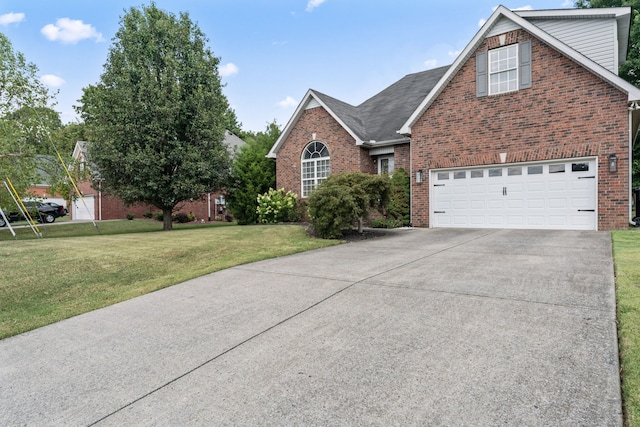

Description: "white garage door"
72 195 95 220
431 159 597 230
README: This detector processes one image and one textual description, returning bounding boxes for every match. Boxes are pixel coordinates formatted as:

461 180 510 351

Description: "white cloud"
512 5 533 11
272 40 288 46
478 18 487 27
0 12 25 25
562 0 572 6
277 96 297 108
448 50 461 58
41 18 103 44
424 59 438 69
40 74 65 87
219 63 239 77
306 0 326 12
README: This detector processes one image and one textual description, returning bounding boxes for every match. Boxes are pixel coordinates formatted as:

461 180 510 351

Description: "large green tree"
226 122 278 224
576 0 640 184
0 32 57 208
78 3 234 230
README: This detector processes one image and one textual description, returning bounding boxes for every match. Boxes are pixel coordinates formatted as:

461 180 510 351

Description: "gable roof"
399 5 640 136
267 66 449 158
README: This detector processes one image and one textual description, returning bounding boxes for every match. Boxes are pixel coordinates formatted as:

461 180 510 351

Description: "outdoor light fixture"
609 153 617 172
416 169 423 183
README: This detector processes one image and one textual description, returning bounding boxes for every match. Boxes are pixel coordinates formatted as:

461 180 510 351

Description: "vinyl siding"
487 18 521 37
527 18 617 74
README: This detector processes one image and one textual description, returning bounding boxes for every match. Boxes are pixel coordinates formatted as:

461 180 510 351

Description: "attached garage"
430 158 597 230
72 195 95 221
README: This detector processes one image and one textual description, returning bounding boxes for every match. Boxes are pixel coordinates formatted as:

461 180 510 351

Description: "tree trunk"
358 217 363 234
162 207 173 231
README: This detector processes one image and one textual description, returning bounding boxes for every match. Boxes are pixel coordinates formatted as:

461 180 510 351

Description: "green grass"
0 221 339 339
612 230 640 427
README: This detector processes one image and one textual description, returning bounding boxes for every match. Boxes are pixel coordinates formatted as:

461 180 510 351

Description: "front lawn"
612 230 640 426
0 222 339 339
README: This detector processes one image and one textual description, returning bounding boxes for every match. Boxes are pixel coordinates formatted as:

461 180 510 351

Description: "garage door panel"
431 159 596 230
453 200 467 209
527 198 545 209
548 198 567 209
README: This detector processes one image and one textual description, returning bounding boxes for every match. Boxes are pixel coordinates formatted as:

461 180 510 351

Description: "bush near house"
308 172 390 239
256 188 299 224
387 168 410 226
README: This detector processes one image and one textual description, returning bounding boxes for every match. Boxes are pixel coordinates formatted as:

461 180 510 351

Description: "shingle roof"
313 65 449 143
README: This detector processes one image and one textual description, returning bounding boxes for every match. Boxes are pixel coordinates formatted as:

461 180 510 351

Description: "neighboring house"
268 5 640 231
71 130 244 221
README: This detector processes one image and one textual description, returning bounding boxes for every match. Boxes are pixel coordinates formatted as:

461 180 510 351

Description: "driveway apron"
0 228 621 426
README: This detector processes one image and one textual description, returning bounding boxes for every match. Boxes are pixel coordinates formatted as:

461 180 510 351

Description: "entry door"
431 160 597 230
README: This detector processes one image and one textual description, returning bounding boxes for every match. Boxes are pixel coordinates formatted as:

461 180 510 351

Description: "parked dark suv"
0 201 67 227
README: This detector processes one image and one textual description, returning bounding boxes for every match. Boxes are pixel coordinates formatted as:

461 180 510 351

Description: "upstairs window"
489 44 518 94
476 40 531 97
301 141 330 197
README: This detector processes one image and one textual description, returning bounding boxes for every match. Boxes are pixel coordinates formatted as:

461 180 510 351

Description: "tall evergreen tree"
78 3 234 230
226 122 278 224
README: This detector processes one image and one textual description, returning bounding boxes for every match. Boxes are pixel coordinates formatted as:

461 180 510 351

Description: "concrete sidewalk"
0 228 621 425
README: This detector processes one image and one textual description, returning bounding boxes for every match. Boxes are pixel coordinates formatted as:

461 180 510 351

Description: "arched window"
301 141 330 197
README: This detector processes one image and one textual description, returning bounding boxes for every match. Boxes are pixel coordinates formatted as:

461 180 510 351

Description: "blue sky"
1 0 573 133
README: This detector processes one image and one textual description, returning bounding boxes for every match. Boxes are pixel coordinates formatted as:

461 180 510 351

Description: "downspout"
630 105 638 227
98 180 102 221
409 136 413 227
630 109 634 226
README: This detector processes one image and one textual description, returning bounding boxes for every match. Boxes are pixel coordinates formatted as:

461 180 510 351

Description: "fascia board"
399 5 640 136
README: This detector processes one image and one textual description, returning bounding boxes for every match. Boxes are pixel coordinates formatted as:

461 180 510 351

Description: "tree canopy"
79 3 236 230
0 32 58 208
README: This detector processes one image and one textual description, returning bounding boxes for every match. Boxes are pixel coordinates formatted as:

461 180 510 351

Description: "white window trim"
301 141 330 198
488 44 519 95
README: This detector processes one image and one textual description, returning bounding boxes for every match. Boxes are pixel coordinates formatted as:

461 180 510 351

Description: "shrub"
143 211 153 219
256 188 300 224
153 212 164 222
387 168 410 226
308 183 363 239
371 216 404 229
173 212 190 223
126 213 135 220
308 172 390 239
187 211 196 222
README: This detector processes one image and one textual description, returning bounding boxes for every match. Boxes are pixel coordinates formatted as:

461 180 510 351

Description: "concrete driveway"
0 228 621 426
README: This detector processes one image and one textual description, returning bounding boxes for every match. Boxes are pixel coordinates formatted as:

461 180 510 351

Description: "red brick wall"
276 106 374 197
411 29 630 230
71 179 226 221
394 143 410 173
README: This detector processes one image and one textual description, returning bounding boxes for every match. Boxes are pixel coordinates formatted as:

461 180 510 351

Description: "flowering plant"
256 188 299 223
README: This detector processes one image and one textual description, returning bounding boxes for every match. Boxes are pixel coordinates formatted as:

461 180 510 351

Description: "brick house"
71 130 244 222
268 5 640 231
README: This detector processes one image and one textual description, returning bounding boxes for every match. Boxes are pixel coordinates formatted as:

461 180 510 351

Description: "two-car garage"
430 158 597 230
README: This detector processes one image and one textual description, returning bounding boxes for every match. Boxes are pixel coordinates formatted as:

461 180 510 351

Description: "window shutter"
476 51 488 97
519 40 532 89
